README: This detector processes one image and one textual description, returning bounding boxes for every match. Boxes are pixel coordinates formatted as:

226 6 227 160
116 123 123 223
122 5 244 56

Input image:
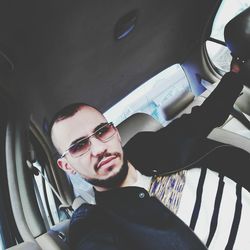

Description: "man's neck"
120 161 138 187
94 162 138 192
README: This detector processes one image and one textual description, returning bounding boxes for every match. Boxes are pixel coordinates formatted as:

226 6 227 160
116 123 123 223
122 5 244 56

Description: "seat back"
117 112 163 146
208 127 250 153
6 241 41 250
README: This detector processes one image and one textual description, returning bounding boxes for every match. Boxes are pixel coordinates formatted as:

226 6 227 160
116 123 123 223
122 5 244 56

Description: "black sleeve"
124 72 244 175
158 72 244 140
69 204 117 250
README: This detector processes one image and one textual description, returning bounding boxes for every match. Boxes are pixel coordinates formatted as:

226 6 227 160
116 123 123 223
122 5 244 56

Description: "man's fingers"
231 63 240 73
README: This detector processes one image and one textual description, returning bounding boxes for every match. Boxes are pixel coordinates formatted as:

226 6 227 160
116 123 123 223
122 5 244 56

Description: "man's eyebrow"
69 122 108 147
94 122 108 132
69 136 86 147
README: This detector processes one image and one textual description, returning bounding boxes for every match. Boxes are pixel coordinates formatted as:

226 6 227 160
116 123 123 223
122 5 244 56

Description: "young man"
50 64 250 249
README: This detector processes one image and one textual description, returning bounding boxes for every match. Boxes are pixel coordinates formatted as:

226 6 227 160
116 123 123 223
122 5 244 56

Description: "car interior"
0 0 250 249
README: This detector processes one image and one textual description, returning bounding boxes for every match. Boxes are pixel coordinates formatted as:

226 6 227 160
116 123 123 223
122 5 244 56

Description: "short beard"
85 156 129 189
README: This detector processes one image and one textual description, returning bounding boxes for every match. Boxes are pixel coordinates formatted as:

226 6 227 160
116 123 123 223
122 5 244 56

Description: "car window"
104 64 190 126
206 0 250 73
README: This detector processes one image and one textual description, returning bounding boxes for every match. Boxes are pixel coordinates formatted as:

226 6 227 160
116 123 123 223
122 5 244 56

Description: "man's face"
51 106 125 188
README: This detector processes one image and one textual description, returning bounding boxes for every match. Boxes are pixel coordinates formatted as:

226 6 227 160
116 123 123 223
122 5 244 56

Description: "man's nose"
90 137 107 157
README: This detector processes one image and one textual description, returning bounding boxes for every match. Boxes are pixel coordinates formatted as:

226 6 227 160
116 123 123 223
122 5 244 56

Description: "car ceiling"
0 0 221 127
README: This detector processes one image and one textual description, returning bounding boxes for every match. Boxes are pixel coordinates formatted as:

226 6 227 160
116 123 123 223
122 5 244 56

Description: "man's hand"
230 57 241 73
230 56 250 87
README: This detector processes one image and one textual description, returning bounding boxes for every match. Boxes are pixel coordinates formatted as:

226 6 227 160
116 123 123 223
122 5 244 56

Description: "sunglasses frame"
60 122 116 158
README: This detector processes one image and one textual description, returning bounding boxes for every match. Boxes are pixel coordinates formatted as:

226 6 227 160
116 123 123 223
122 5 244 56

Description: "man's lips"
96 155 118 170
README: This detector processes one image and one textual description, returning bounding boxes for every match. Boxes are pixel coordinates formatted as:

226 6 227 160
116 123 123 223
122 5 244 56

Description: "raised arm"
125 61 248 175
164 70 244 140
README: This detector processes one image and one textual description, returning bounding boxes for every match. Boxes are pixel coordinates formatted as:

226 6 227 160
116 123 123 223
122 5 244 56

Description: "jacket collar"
95 186 149 207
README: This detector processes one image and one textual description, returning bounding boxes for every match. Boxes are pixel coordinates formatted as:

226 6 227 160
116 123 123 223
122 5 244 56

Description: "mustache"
87 156 129 189
94 152 121 171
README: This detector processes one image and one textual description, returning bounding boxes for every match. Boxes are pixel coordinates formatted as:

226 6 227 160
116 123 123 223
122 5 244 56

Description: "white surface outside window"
104 64 190 126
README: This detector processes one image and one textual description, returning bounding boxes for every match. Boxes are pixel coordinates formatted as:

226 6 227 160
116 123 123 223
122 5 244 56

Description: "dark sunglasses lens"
97 123 115 141
69 139 90 157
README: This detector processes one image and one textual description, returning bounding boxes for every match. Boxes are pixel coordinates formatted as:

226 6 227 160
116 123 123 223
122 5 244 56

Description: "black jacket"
69 72 250 249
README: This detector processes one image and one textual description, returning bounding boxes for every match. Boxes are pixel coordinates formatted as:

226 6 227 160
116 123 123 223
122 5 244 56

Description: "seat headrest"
117 113 163 146
163 91 195 121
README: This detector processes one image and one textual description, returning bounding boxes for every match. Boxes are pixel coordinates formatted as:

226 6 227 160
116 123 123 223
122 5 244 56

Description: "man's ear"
57 158 76 174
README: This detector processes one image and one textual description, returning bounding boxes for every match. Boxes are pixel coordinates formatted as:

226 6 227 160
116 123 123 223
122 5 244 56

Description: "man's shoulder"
70 203 98 225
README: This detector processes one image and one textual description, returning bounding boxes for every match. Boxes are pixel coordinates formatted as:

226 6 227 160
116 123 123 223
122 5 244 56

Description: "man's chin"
85 159 129 189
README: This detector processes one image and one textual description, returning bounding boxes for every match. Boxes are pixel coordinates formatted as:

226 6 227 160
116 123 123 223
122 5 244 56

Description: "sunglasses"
60 122 116 158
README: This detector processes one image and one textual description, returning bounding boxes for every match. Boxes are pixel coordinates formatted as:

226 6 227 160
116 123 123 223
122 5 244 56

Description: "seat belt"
32 175 51 229
26 160 73 218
